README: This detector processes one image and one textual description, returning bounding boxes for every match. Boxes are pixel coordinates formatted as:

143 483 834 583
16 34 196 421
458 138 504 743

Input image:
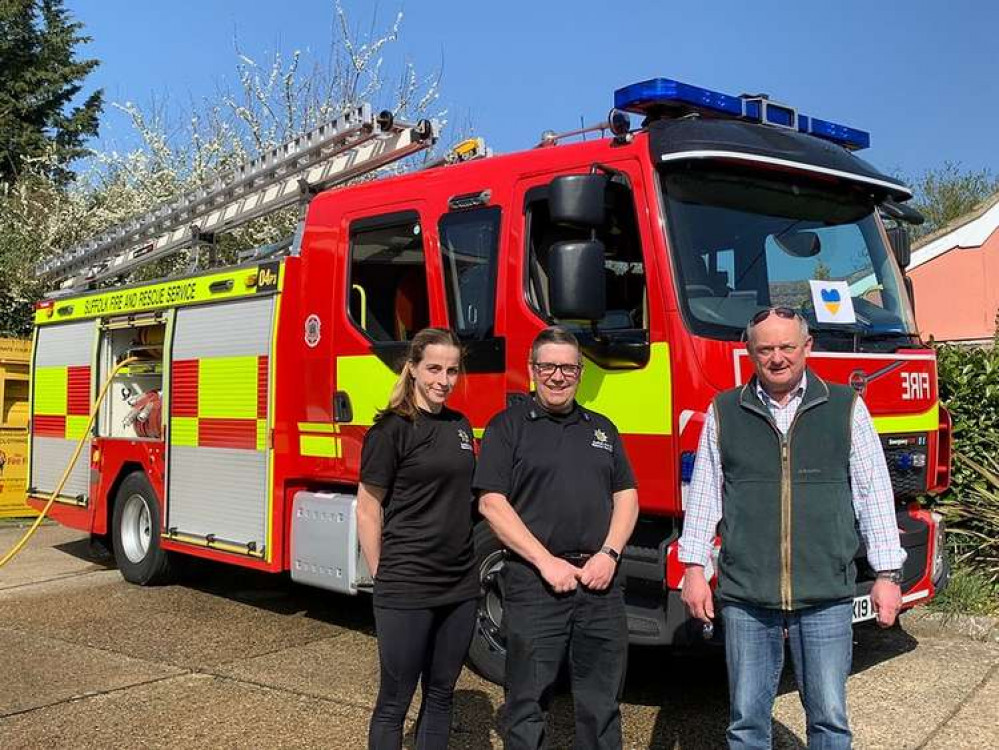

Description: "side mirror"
887 225 911 270
549 174 608 226
548 240 607 320
881 199 925 226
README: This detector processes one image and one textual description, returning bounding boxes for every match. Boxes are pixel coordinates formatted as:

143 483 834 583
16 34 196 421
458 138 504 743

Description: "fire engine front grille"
881 434 929 500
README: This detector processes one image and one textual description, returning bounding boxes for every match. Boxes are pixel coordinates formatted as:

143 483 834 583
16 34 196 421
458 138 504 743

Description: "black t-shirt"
360 407 479 608
473 399 636 556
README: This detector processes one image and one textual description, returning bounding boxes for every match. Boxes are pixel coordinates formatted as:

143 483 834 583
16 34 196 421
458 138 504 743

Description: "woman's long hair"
375 327 463 422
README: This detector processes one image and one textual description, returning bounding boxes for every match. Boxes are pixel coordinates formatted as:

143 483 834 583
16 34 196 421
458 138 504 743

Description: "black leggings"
369 598 477 750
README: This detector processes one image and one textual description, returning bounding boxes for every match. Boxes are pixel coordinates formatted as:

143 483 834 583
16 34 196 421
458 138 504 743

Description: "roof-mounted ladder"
37 104 437 292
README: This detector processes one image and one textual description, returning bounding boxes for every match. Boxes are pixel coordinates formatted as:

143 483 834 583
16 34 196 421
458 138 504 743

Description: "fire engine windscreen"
660 162 917 345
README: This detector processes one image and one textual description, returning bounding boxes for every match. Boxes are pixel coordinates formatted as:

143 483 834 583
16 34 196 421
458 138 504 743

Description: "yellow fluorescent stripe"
35 263 283 326
170 417 198 446
297 422 341 433
300 434 341 458
337 355 399 426
198 356 259 419
472 427 485 438
65 415 91 440
576 342 672 435
257 419 267 451
873 403 939 434
33 366 68 415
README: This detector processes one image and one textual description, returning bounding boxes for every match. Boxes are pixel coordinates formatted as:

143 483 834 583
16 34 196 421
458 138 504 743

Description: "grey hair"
745 313 810 347
530 326 581 362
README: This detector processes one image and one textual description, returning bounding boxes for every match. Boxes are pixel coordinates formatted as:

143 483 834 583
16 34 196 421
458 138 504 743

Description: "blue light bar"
614 79 743 118
614 78 870 150
802 116 870 151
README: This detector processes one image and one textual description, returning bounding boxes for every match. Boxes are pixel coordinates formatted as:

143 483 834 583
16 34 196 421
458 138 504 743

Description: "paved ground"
1 523 997 749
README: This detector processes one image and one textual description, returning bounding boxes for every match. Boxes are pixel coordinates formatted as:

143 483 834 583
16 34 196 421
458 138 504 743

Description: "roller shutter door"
30 320 97 501
167 297 274 554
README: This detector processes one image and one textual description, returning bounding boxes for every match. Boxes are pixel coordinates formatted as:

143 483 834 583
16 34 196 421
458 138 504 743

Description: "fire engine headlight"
931 511 946 581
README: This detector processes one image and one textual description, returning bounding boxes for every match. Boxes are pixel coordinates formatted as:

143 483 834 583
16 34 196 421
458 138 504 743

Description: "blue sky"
66 0 998 184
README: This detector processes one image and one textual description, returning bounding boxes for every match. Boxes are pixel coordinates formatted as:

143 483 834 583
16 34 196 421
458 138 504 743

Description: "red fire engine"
27 80 950 682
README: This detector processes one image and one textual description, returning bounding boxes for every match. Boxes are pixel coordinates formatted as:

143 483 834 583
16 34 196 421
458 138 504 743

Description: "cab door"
508 159 677 515
330 193 508 454
327 204 444 473
425 193 507 430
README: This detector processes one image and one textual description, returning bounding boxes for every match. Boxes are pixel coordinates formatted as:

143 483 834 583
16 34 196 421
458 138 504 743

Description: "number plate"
852 595 875 623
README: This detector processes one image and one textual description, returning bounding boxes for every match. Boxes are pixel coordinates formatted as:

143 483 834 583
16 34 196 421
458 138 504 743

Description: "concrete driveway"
1 523 996 749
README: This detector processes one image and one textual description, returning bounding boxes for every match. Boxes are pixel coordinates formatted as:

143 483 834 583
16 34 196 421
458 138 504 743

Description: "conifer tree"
0 0 103 185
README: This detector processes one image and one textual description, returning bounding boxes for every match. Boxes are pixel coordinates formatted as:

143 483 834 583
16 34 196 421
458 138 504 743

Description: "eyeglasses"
532 362 583 380
749 307 800 327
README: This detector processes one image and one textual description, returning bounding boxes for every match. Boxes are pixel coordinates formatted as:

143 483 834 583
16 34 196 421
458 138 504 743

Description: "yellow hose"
0 356 139 569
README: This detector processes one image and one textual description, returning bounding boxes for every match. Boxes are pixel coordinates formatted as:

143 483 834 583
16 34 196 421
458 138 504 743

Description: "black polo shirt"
473 398 636 556
360 407 479 609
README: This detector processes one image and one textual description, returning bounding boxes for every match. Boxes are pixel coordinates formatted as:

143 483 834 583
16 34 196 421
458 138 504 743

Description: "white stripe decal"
733 349 934 385
659 150 912 197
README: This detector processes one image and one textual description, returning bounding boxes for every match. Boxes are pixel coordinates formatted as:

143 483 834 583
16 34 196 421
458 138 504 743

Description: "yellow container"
0 337 34 518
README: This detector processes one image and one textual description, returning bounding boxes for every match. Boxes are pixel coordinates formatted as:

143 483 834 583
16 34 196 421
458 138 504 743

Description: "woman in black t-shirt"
357 327 479 750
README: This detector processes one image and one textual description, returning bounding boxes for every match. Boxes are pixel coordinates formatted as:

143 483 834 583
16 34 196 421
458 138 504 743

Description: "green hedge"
931 340 999 580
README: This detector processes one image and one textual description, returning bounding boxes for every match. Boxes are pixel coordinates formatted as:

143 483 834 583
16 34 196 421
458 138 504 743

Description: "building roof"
908 190 999 271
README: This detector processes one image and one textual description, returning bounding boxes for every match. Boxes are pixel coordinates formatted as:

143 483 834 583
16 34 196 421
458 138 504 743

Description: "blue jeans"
721 601 853 750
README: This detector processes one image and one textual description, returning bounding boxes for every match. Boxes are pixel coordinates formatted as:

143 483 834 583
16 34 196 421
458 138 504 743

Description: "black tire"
111 471 173 585
467 520 508 685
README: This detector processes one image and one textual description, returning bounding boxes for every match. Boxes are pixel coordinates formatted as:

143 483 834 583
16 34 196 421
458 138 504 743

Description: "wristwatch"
877 569 902 584
599 546 620 562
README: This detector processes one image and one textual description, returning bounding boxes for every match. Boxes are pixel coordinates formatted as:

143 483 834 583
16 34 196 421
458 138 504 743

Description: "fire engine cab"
28 79 950 683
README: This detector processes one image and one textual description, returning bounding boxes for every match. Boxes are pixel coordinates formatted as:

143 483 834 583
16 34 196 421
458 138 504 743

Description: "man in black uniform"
475 326 639 750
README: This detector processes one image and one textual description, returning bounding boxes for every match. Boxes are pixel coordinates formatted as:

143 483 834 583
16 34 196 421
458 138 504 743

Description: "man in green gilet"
679 307 905 750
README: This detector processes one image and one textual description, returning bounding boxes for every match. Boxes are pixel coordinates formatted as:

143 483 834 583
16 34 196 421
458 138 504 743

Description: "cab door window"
348 211 429 342
438 206 501 341
437 205 505 373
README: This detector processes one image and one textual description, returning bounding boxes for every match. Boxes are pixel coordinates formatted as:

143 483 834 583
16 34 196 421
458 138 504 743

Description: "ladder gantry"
37 105 438 292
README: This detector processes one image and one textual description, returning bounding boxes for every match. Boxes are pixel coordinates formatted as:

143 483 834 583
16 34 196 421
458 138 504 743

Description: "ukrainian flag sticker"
808 280 856 324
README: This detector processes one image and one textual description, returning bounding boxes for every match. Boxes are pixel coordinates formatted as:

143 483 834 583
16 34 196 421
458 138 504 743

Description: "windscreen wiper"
809 327 916 353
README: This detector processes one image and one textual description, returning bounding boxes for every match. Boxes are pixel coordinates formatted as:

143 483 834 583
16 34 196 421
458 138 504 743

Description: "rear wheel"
467 521 508 684
112 472 173 585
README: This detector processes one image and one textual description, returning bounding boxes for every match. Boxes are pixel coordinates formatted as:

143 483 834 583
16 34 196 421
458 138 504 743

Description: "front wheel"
467 521 508 685
112 472 173 585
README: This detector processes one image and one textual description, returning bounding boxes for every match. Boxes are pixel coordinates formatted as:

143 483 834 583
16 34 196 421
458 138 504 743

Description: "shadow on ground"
172 554 377 633
624 622 917 749
73 547 921 749
53 537 117 569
